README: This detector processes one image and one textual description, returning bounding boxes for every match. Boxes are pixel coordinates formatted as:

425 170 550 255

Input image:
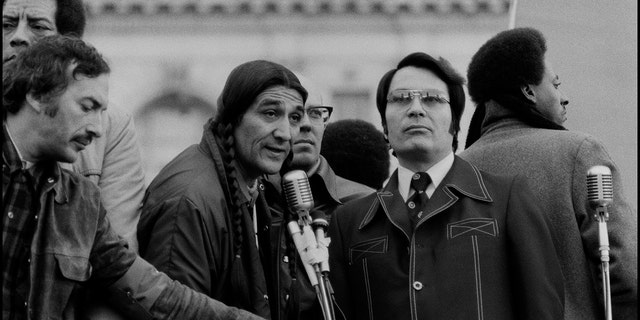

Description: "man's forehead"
256 86 303 104
66 64 110 105
390 66 448 93
3 0 57 20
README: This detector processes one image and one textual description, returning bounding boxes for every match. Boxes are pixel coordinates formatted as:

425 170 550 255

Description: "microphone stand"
593 206 612 320
287 212 336 320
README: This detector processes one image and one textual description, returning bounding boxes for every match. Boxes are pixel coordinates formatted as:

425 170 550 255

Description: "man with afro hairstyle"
461 27 637 320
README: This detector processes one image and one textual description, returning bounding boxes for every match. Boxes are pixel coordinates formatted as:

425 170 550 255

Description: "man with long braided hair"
137 60 312 319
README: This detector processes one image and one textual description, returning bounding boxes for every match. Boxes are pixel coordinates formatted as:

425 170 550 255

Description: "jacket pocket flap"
447 218 499 239
349 236 388 264
55 255 92 281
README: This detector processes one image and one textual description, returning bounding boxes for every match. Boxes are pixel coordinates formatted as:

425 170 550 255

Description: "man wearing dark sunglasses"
327 52 564 320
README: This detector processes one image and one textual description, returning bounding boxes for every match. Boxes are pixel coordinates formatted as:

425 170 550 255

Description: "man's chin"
56 150 79 164
290 156 316 172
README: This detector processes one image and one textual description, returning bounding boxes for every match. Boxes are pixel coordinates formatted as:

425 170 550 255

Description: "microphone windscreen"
587 165 613 208
282 170 314 212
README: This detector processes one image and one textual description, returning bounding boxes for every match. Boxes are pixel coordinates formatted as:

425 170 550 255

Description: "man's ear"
520 84 536 103
25 93 44 113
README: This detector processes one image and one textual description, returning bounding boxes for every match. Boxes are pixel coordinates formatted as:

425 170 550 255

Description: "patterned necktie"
407 172 431 222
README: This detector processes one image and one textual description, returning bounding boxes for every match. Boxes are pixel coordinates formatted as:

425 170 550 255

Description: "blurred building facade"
84 0 511 184
83 0 637 209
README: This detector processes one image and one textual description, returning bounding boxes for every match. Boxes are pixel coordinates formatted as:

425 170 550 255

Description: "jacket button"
47 177 54 184
283 255 289 263
413 281 423 291
7 211 14 219
263 294 269 300
408 201 416 209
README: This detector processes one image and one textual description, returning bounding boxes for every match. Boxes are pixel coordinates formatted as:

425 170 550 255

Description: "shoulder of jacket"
335 175 375 198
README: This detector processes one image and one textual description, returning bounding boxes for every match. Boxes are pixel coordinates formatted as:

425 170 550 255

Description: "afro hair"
467 27 547 105
321 119 390 189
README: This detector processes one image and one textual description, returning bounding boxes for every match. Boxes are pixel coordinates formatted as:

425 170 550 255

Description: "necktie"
407 172 431 222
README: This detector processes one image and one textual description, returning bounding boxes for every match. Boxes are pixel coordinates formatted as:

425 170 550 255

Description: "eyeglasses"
306 106 333 125
387 89 450 105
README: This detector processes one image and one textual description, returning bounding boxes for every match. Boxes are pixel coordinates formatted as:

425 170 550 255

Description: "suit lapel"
416 157 494 228
359 159 494 237
377 171 413 241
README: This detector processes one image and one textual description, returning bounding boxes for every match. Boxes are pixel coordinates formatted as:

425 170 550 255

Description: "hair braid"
216 122 246 258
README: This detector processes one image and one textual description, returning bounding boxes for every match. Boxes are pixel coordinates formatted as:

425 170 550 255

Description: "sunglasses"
387 89 450 105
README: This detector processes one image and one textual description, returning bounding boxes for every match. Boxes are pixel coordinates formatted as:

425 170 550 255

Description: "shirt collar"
397 152 454 201
233 161 259 207
3 121 34 170
310 155 342 204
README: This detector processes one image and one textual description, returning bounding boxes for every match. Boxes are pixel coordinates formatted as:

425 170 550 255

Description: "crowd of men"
2 0 636 319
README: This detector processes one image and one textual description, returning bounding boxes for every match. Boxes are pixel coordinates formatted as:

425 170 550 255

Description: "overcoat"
328 156 564 320
461 104 638 320
138 120 312 319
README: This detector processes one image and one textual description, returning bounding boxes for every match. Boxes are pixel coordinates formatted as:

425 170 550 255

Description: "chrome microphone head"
587 165 613 209
282 170 314 213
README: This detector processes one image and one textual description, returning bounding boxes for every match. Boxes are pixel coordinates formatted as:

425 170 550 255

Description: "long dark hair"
211 60 306 311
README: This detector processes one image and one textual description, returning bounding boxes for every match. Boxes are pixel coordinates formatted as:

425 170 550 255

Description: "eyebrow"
257 98 283 108
2 14 54 24
84 97 105 110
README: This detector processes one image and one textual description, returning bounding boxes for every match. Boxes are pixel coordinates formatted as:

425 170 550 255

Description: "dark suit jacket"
328 156 564 320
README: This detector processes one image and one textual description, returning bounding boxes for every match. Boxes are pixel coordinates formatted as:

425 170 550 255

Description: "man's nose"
87 112 104 138
273 118 292 141
298 112 312 131
9 21 32 48
561 95 569 107
407 98 426 117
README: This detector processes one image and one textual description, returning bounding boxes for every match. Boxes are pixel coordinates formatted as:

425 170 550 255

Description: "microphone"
282 170 322 284
282 170 314 219
282 170 335 320
587 165 613 211
586 165 613 320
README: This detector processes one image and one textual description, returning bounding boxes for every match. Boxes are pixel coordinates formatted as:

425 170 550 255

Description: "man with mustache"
327 52 565 319
461 27 637 320
137 60 316 319
2 0 145 252
2 34 263 320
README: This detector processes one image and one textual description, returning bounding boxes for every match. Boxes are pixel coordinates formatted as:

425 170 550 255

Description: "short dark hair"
215 60 308 127
467 27 547 105
3 35 110 114
1 0 86 37
321 119 390 189
375 52 466 152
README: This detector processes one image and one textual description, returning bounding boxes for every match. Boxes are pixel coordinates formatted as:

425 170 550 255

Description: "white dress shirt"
397 152 454 202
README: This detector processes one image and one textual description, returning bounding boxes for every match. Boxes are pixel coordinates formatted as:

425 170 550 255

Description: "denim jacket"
60 106 145 252
2 159 262 320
